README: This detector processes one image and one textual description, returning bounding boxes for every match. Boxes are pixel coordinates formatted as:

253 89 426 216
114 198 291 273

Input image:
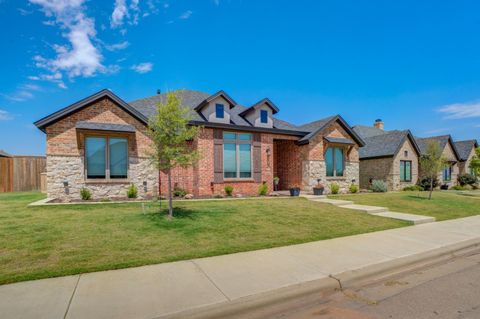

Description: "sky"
0 0 480 155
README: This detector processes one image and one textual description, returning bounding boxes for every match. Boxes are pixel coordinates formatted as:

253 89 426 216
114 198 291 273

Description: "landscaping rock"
184 194 194 199
235 194 244 198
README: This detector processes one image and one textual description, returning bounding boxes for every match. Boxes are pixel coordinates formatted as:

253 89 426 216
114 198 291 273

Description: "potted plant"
273 176 280 191
313 179 324 196
289 184 301 196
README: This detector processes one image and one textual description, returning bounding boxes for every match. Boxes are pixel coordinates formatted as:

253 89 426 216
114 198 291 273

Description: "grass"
0 192 408 285
329 191 480 221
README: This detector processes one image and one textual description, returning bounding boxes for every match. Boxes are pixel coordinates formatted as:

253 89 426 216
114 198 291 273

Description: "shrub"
451 185 466 191
417 176 439 191
349 184 358 194
127 184 138 198
173 186 187 197
458 174 477 186
330 183 340 194
80 187 91 200
403 185 423 191
224 185 234 196
258 183 268 196
371 180 387 192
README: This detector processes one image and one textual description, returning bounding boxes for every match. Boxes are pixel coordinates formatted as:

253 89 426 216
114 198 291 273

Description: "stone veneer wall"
302 160 359 193
47 155 158 201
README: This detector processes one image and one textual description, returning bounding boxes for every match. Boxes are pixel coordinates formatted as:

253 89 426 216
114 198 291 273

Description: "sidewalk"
2 216 480 319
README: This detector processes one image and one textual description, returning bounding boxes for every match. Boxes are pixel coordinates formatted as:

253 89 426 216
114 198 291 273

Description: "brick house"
34 89 364 201
353 120 421 191
415 135 461 187
454 140 478 175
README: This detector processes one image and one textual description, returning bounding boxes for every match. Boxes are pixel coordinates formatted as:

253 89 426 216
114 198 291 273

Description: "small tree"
469 147 480 177
419 140 447 200
147 92 200 218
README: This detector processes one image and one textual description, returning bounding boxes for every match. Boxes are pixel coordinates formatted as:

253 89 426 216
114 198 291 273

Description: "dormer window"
215 104 224 118
260 110 268 124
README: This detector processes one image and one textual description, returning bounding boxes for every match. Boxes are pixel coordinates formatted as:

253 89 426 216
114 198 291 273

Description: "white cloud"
438 101 480 119
0 110 13 121
105 41 130 51
1 91 34 102
179 10 192 19
29 0 104 79
131 62 153 73
111 0 140 28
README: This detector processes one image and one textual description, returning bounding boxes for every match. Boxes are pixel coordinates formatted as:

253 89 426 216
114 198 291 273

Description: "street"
264 248 480 319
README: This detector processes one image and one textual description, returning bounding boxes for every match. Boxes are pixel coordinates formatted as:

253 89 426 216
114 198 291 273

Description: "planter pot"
313 187 324 196
440 184 449 190
289 187 301 196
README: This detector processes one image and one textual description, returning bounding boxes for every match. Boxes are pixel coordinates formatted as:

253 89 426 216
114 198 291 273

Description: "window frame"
325 145 346 178
215 103 225 119
400 160 412 182
222 132 253 180
443 164 452 182
84 133 129 183
260 109 268 124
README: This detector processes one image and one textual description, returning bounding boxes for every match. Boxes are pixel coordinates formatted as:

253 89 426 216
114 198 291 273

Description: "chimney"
374 119 384 130
156 89 161 95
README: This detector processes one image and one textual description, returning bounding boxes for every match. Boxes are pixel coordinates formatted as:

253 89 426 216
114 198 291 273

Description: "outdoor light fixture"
352 179 356 183
63 180 68 187
143 181 147 192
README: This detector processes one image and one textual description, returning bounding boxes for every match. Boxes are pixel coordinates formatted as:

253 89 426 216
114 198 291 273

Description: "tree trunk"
428 176 433 200
167 169 173 218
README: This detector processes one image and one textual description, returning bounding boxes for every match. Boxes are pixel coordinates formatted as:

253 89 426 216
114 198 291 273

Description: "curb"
160 237 480 319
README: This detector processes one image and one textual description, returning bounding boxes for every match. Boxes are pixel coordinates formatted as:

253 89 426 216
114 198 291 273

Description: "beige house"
415 135 461 187
353 120 421 190
455 140 478 175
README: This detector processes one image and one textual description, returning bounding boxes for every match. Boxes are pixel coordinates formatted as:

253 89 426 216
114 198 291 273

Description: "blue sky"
0 0 479 155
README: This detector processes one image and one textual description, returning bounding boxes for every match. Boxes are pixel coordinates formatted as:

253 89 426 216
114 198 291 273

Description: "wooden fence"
0 156 46 193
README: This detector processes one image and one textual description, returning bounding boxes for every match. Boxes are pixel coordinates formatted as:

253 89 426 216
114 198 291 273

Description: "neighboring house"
0 150 11 157
455 140 479 175
415 135 461 186
34 89 364 201
353 120 421 191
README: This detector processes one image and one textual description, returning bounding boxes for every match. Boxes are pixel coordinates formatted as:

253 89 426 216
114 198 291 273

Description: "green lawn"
0 192 408 285
330 191 480 221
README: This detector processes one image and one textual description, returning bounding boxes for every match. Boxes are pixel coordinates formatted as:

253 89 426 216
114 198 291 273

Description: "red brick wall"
273 140 303 189
46 97 152 157
160 129 301 197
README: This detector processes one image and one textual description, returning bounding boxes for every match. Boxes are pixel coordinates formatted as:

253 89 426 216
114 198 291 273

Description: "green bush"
127 184 138 198
403 185 423 191
258 183 268 196
371 180 387 192
417 176 439 191
224 185 234 196
173 186 187 197
330 183 340 194
458 174 477 186
451 185 466 191
349 184 358 193
80 187 91 200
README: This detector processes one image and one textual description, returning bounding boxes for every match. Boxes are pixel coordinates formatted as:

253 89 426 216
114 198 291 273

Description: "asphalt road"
265 248 480 319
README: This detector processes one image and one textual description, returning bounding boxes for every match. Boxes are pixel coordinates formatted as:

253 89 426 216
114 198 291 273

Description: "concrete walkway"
303 195 435 224
2 215 480 319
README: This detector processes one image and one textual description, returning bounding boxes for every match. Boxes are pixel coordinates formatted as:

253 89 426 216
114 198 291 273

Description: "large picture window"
85 136 128 180
223 132 252 179
400 160 412 182
325 147 344 177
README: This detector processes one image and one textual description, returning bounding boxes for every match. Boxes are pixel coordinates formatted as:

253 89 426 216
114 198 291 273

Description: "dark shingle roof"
76 121 136 133
454 140 479 161
297 115 365 146
324 137 355 144
129 90 303 132
0 149 11 157
359 130 410 159
352 125 386 139
415 135 461 160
